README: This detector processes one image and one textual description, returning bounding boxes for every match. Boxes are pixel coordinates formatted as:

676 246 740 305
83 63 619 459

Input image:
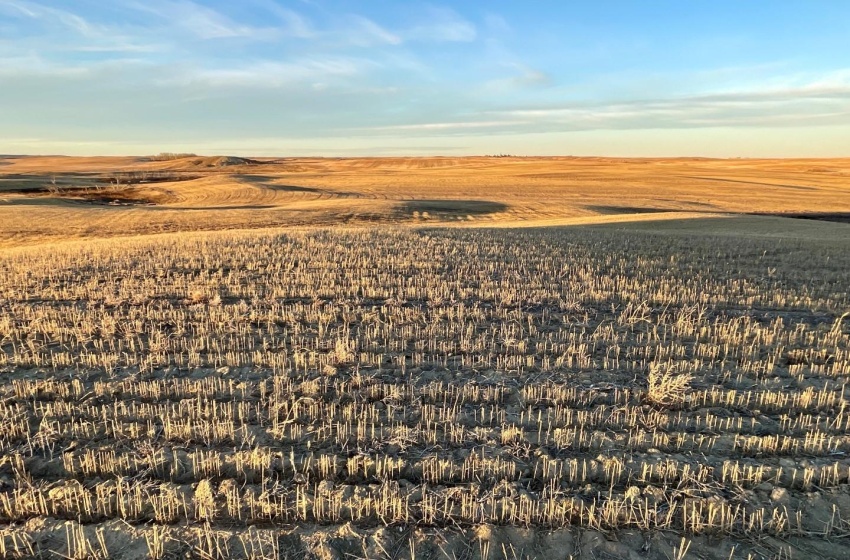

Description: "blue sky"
2 0 849 156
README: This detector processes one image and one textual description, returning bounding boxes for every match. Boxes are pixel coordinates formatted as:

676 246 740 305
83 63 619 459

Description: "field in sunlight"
1 154 849 246
0 156 849 560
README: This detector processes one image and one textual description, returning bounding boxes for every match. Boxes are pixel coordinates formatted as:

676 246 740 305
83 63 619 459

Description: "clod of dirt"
771 487 790 504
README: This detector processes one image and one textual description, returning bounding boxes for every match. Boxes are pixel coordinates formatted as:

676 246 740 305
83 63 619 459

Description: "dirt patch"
28 185 177 206
1 175 200 206
95 173 202 186
0 173 200 193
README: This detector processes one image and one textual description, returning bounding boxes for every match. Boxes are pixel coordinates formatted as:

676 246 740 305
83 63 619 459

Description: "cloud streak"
404 6 476 42
358 79 850 137
0 0 98 36
125 0 278 40
159 57 370 88
346 15 402 46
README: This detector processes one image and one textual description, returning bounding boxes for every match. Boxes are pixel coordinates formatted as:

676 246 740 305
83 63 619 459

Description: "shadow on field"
0 172 200 193
0 173 179 205
755 212 850 224
235 175 323 193
159 205 278 211
585 205 670 214
401 199 508 219
0 173 84 192
681 176 817 191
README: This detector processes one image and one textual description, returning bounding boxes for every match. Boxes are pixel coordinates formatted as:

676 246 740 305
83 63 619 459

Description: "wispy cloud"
125 0 277 40
4 2 850 157
1 0 166 54
69 42 165 54
369 120 522 132
356 76 850 137
346 15 402 46
0 0 98 36
405 6 476 42
0 54 93 77
249 0 315 38
160 57 369 88
484 64 553 91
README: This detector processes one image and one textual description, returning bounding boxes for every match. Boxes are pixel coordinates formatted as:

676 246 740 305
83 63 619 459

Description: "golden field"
1 155 849 245
0 155 849 559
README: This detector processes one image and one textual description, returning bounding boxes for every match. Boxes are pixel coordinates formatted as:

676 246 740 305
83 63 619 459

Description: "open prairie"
1 155 849 246
0 156 849 560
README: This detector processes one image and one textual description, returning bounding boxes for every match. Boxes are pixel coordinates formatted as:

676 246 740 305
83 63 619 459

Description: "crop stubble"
0 227 848 559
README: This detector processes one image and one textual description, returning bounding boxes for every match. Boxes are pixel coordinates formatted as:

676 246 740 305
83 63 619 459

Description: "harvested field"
1 225 849 559
2 156 850 246
6 0 850 556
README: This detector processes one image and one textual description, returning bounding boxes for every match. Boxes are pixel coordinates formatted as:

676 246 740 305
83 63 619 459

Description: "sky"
1 0 850 157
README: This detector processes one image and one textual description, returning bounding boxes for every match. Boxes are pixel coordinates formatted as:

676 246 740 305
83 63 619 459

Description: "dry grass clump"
646 364 693 408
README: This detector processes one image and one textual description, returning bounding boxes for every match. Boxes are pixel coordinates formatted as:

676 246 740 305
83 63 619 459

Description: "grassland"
0 156 849 559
